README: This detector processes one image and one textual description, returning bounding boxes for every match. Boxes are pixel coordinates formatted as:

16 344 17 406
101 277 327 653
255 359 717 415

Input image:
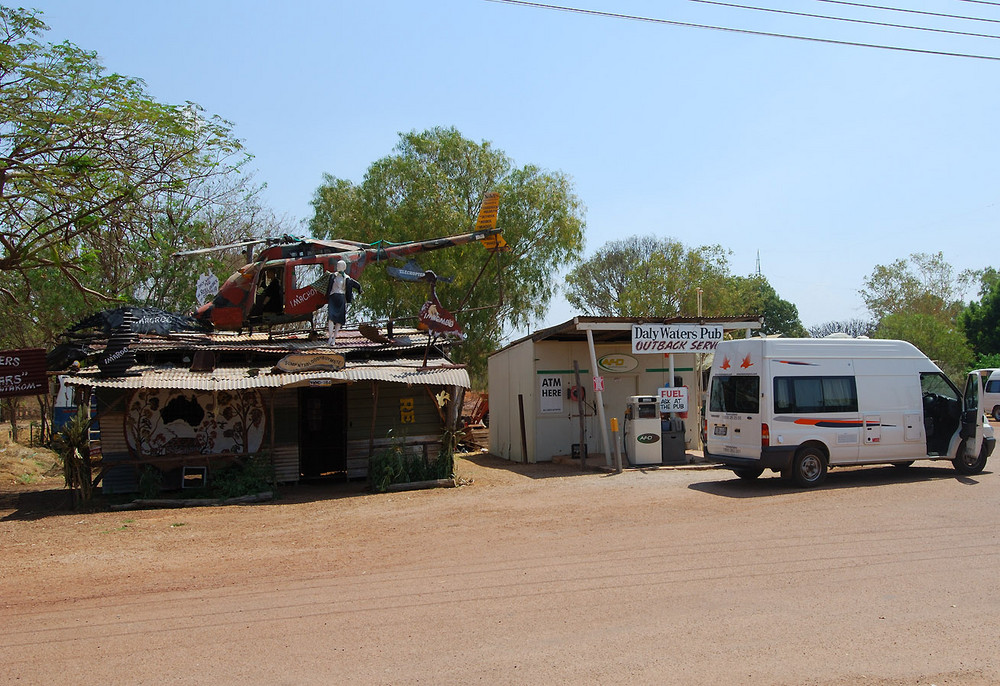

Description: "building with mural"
61 327 468 494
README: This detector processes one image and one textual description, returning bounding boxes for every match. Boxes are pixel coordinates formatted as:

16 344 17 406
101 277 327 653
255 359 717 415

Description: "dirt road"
2 455 999 685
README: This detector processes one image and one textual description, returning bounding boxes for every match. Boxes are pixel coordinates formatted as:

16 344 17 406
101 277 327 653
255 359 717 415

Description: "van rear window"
709 375 760 414
773 376 858 414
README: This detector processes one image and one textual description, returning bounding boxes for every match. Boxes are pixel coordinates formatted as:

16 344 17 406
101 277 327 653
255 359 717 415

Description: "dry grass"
0 422 61 488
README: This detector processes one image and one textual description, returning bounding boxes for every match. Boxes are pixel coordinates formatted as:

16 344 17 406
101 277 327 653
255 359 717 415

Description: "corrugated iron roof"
63 358 470 390
79 327 435 355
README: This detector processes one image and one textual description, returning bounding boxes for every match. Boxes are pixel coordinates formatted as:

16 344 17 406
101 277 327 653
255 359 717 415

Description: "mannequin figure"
325 259 361 344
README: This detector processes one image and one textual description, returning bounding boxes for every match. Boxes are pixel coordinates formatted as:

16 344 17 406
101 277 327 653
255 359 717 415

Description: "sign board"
659 386 689 414
539 375 563 414
196 272 219 306
275 353 346 373
593 375 605 393
597 353 639 374
632 324 723 354
0 348 47 398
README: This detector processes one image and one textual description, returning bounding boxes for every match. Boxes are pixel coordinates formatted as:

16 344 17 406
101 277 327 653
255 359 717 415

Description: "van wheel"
953 440 988 475
733 467 764 480
993 407 1000 422
791 447 827 487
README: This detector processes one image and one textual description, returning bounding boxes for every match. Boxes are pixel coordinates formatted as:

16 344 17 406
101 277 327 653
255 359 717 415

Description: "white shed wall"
490 338 703 463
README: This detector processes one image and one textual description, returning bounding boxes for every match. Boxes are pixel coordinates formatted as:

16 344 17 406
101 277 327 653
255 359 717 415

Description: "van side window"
773 376 858 414
986 379 1000 394
709 375 760 414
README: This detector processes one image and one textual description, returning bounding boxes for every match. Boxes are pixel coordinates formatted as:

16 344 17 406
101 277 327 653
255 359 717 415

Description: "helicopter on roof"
174 192 505 332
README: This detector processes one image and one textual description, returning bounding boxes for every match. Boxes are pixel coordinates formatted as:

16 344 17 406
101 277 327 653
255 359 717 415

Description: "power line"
813 0 1000 26
689 0 1000 40
485 0 1000 61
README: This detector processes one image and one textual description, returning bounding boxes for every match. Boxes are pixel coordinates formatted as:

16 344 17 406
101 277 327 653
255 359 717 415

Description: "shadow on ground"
0 452 594 520
689 464 991 498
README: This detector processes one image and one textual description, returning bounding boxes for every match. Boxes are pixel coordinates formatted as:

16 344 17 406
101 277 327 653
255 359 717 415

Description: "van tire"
791 446 827 487
733 467 764 480
993 406 1000 422
953 440 988 475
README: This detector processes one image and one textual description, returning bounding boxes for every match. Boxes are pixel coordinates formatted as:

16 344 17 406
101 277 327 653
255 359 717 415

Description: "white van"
983 370 1000 421
704 338 995 487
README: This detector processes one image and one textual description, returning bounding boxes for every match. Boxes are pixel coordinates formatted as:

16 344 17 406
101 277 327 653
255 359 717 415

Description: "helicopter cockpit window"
251 267 284 317
292 264 327 292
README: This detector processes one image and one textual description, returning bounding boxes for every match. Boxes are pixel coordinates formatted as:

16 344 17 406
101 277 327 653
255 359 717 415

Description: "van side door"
960 371 985 459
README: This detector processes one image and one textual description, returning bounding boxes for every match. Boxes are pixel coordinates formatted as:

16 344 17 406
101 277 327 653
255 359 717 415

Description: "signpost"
0 349 47 399
659 386 689 414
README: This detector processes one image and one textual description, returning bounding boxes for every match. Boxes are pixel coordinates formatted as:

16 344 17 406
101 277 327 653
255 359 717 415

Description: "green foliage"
860 252 974 322
368 433 454 493
52 406 93 503
874 312 972 381
209 454 274 499
961 276 1000 358
309 127 586 382
564 235 805 335
0 7 287 351
137 466 163 499
970 353 1000 373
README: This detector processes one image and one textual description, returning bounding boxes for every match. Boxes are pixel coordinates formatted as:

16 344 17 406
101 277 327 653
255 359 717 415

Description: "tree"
961 268 1000 359
860 253 976 377
564 235 805 335
874 312 971 380
808 318 877 338
860 252 973 322
0 7 248 301
309 127 586 380
756 278 808 337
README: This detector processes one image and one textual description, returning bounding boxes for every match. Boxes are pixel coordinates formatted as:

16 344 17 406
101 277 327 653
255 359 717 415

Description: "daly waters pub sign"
631 324 723 354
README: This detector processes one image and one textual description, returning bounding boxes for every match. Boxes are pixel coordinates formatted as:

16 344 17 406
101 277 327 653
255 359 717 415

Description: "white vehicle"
704 338 995 487
983 369 1000 421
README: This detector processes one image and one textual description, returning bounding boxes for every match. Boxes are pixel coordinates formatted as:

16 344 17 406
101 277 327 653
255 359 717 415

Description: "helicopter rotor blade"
171 238 269 258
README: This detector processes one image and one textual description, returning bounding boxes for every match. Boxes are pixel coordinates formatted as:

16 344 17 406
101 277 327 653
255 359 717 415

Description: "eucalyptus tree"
564 235 805 336
0 7 250 305
309 127 586 381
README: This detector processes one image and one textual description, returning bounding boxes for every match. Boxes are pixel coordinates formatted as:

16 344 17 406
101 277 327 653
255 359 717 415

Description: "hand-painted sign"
275 353 346 373
196 272 219 305
632 324 723 353
419 298 462 335
0 348 47 398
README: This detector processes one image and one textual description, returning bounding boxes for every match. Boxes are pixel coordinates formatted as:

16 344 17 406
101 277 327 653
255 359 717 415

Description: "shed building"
488 317 760 465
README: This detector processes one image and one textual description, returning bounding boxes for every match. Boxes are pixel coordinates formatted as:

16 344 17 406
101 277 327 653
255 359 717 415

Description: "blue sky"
29 0 1000 335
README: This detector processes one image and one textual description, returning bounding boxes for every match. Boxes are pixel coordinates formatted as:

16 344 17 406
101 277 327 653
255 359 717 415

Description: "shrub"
209 453 274 499
368 432 455 493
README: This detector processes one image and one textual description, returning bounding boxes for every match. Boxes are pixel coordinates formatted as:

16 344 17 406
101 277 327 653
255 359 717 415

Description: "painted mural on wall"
125 389 265 456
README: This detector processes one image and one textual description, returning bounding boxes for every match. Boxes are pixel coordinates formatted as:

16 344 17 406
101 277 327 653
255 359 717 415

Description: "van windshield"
709 375 760 414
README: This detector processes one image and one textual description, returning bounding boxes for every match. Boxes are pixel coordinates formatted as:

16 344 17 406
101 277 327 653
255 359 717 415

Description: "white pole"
586 328 614 467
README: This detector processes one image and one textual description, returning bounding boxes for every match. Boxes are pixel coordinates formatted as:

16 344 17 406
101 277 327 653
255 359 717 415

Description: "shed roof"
63 357 470 391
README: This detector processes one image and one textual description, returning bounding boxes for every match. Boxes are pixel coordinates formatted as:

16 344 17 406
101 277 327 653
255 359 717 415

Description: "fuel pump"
623 396 661 465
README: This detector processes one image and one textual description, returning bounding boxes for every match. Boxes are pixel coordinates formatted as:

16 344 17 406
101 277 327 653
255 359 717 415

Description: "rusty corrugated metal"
64 359 469 391
72 328 434 358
